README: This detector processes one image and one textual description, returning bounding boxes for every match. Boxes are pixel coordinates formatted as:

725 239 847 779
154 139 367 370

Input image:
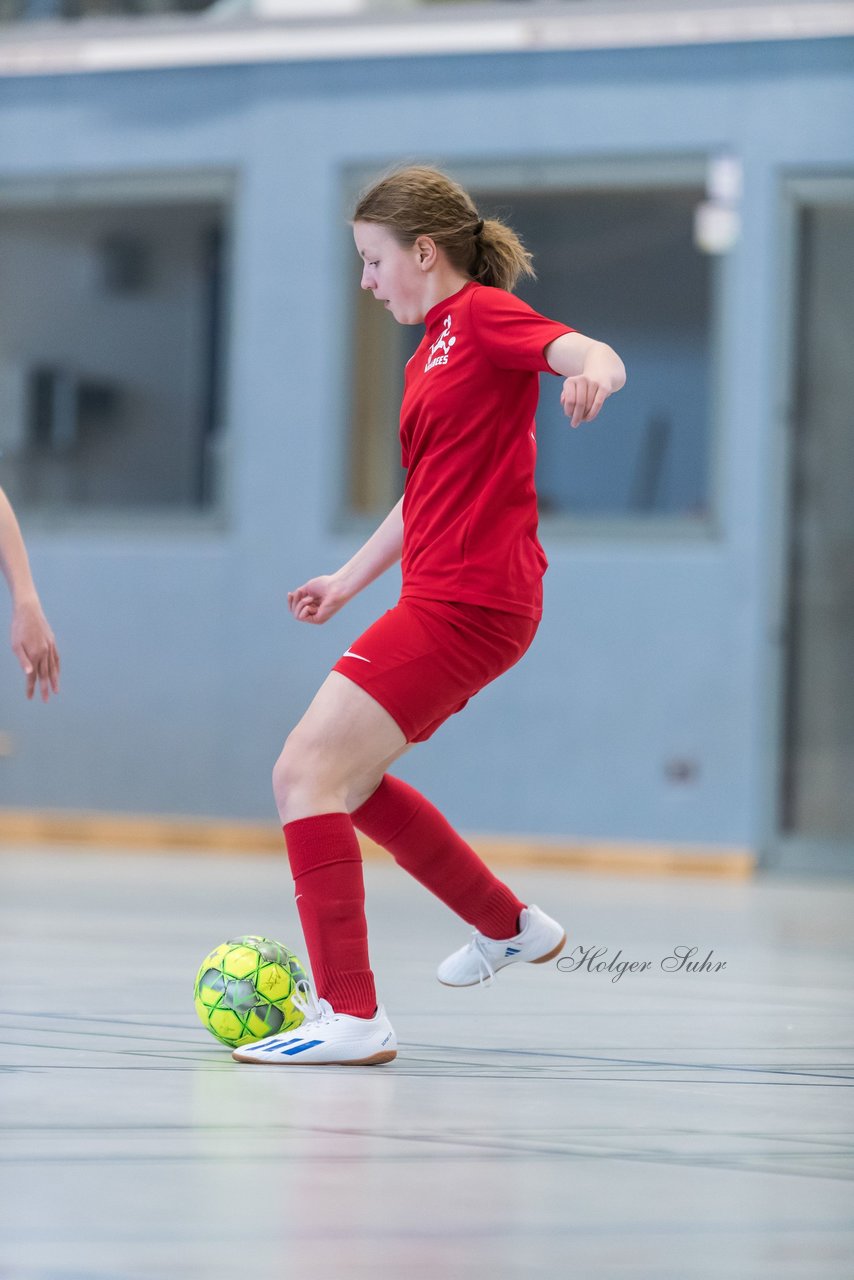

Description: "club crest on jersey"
425 314 456 371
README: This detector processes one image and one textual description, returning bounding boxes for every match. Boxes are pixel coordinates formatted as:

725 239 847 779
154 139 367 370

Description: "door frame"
762 173 854 874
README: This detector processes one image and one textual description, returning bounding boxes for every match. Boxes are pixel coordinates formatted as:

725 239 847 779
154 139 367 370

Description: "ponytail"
470 217 534 292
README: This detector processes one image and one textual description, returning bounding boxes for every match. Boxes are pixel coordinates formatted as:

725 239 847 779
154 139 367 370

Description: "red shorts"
331 596 538 743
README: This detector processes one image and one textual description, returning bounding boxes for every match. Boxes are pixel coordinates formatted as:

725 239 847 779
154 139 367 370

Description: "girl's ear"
415 236 438 270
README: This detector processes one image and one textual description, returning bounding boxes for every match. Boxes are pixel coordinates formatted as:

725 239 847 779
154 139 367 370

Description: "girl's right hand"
287 575 349 625
11 595 60 701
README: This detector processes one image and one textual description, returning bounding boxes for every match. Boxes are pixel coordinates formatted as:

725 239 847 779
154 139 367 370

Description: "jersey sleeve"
469 285 574 372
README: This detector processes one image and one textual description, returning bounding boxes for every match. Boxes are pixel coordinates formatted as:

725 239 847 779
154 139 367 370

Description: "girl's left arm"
544 332 626 429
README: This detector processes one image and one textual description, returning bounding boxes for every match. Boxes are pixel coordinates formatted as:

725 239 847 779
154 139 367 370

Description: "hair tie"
473 218 484 237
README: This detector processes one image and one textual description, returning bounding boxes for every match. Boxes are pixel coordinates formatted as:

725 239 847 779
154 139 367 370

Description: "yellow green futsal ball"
194 935 309 1048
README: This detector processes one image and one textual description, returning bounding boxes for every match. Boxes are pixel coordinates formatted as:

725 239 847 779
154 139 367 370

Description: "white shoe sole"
438 930 567 988
232 1046 397 1066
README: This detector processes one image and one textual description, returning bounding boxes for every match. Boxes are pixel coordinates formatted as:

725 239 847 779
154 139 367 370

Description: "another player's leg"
234 674 406 1066
352 775 565 986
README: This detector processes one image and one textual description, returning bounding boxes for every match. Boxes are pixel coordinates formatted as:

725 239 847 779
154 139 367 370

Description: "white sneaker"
232 984 397 1066
437 905 566 987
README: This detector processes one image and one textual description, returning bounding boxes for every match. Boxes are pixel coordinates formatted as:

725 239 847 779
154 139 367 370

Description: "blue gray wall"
1 38 853 851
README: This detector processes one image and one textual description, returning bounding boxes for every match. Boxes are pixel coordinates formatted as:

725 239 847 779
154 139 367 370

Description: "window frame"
0 168 236 533
339 153 728 541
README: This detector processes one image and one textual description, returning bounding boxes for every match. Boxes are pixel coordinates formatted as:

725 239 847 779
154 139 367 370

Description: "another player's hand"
288 575 349 625
559 375 612 429
11 596 60 701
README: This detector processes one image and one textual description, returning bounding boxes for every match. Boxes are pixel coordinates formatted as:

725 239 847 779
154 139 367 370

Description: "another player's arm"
544 332 626 429
288 496 404 625
0 485 60 700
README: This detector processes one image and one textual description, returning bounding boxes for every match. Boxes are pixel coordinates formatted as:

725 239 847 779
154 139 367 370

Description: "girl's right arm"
288 496 404 625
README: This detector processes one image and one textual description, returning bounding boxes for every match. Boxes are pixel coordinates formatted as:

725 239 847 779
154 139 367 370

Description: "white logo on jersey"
425 314 456 371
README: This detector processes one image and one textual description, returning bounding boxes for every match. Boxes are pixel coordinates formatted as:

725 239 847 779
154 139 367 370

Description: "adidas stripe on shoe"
232 984 397 1066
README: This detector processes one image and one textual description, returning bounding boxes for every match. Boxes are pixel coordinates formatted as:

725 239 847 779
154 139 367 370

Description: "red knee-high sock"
352 776 524 939
283 813 376 1019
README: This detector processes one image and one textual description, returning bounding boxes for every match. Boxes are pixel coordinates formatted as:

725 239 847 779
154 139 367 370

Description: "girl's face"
353 221 429 325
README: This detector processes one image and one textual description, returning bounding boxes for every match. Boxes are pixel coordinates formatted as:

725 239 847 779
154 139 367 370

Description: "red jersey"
399 281 573 620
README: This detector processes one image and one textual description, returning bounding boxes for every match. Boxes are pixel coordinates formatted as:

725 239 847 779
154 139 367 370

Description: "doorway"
778 181 854 871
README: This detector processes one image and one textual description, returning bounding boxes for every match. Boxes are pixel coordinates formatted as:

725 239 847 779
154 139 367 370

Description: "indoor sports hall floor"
1 842 852 1280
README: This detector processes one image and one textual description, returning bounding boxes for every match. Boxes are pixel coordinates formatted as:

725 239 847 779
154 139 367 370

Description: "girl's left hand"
559 375 612 429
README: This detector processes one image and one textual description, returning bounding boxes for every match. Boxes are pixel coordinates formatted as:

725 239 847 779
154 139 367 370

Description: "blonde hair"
352 164 535 293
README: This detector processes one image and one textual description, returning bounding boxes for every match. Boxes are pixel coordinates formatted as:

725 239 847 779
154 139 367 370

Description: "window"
0 175 231 516
344 159 719 529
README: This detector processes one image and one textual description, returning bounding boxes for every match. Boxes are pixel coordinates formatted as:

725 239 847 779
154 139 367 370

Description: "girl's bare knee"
271 684 410 823
273 730 350 823
272 732 312 813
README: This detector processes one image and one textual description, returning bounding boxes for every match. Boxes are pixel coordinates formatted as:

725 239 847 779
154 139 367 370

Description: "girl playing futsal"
234 166 625 1066
0 484 60 702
